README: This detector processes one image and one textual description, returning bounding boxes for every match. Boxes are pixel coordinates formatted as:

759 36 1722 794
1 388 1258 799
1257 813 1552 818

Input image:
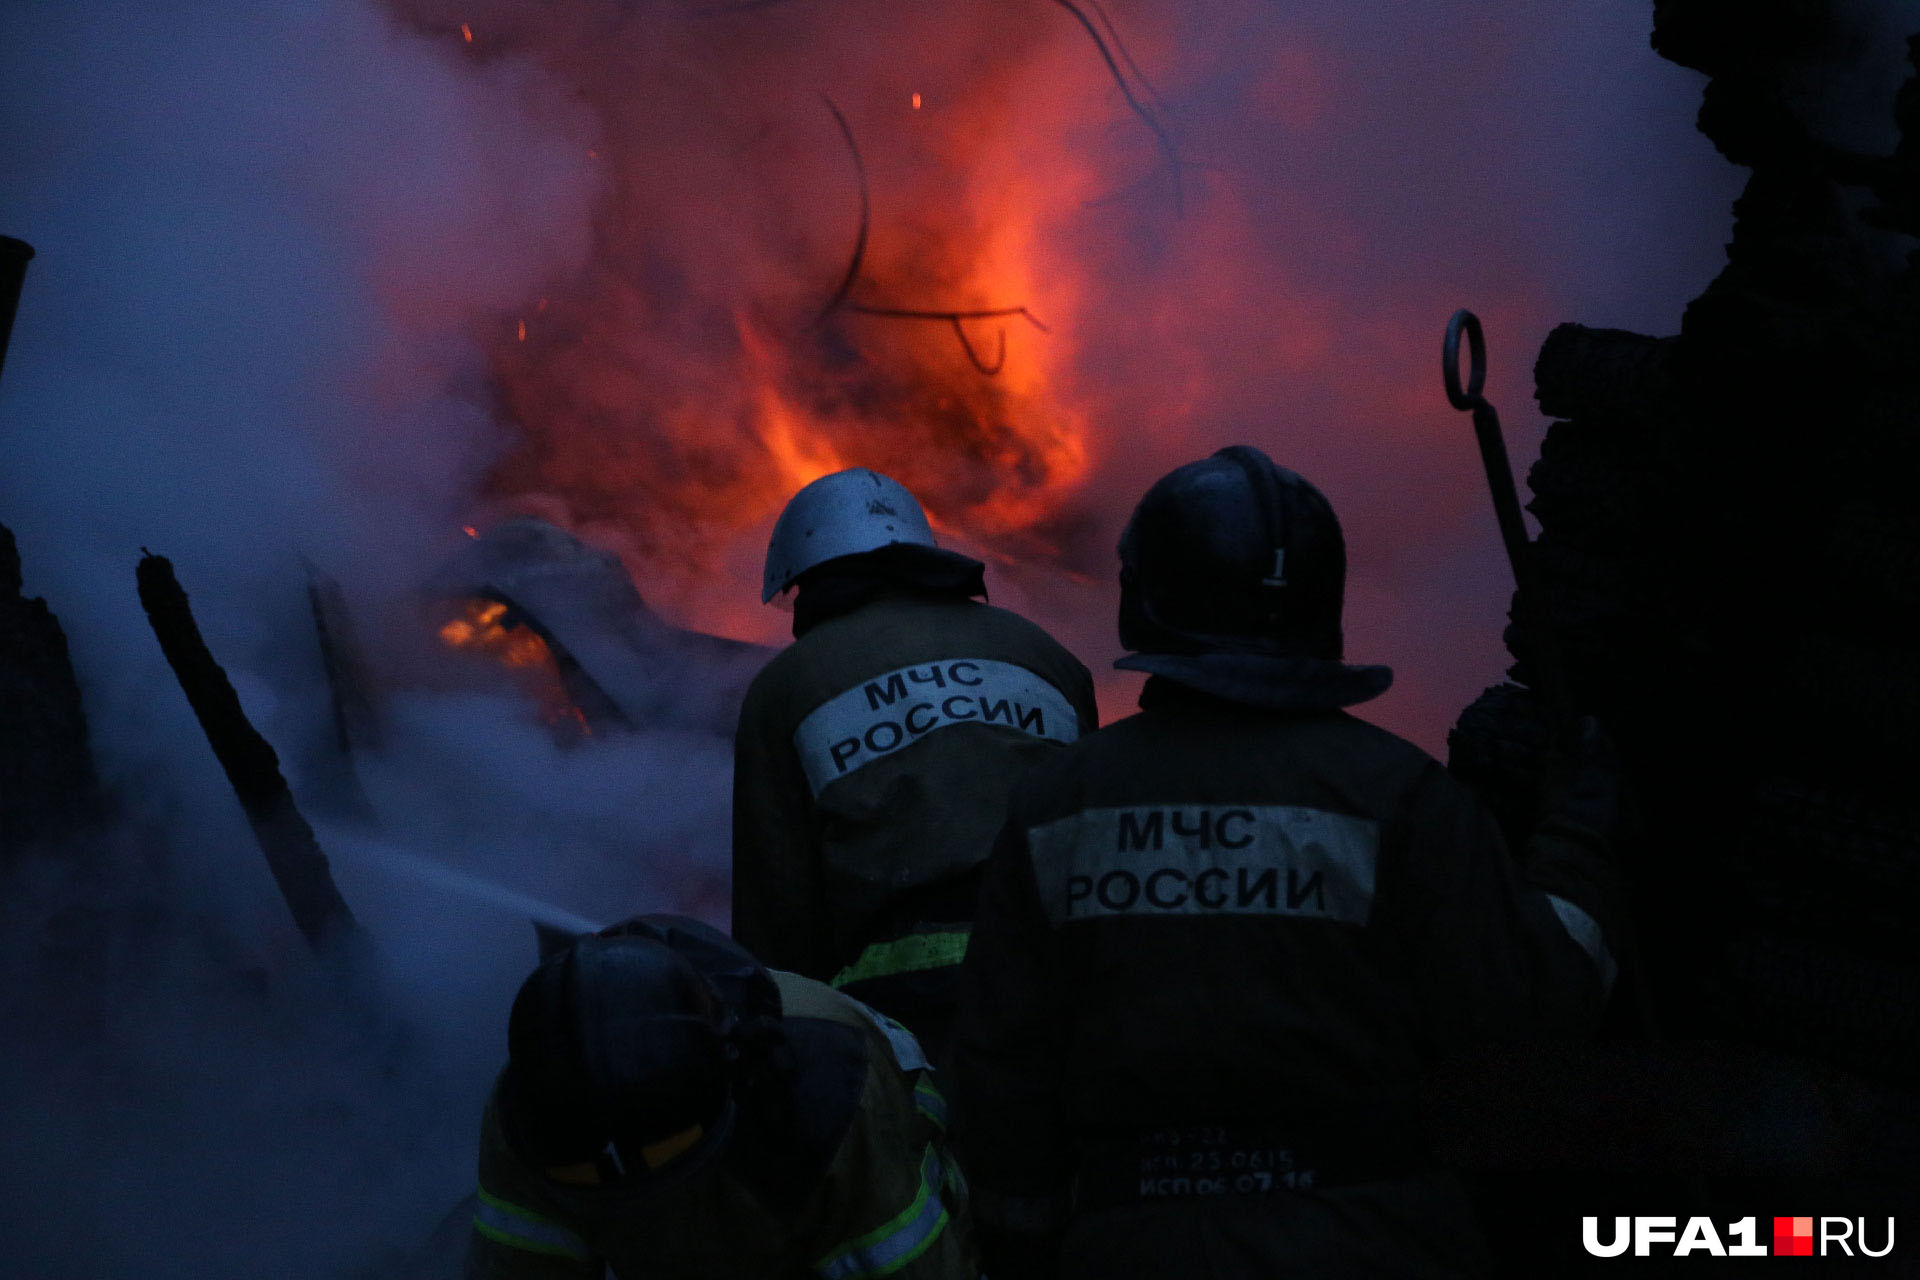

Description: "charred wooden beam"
137 552 361 954
0 235 32 387
1 523 102 854
307 566 381 757
2 244 103 854
303 564 382 821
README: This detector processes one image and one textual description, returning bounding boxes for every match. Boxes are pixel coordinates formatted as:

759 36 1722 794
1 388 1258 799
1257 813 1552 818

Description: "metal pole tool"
1444 307 1672 1048
1443 308 1574 725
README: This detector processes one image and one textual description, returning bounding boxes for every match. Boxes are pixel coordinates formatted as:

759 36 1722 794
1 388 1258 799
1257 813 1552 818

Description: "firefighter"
952 446 1619 1279
733 467 1098 1060
467 915 976 1280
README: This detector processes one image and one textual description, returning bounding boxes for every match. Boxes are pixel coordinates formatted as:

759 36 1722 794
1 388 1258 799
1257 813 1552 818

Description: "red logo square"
1774 1217 1813 1256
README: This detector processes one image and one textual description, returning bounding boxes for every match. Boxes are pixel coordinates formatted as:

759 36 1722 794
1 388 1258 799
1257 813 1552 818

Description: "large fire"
378 0 1634 745
388 0 1137 641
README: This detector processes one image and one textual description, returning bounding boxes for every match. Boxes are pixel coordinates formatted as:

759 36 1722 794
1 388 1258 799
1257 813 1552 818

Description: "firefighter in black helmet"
466 916 977 1279
952 447 1619 1279
733 468 1098 1062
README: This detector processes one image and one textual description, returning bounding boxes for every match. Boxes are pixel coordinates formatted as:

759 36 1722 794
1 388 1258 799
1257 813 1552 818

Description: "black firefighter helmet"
1117 445 1391 709
499 916 781 1185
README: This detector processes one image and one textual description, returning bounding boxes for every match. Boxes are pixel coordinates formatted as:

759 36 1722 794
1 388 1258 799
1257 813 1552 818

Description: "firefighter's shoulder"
769 968 934 1076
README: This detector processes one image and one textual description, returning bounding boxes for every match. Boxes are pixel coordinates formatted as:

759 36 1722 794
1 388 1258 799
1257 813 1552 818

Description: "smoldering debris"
0 605 740 1279
139 552 365 957
427 517 772 738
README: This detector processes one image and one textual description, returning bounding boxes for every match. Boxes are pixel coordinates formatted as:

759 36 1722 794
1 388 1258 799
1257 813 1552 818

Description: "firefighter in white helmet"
732 468 1097 1063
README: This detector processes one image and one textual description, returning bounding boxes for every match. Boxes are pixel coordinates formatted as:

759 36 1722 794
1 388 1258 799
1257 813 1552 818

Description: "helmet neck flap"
789 542 986 638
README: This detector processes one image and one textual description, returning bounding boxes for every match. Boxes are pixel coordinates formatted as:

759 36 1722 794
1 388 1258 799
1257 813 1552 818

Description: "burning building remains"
2 0 1917 1275
429 517 771 739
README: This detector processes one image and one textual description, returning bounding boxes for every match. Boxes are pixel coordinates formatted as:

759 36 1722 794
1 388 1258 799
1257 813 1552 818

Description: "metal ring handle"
1443 308 1486 410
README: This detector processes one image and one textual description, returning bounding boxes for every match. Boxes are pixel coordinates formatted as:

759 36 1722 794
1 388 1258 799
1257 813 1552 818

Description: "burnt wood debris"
0 235 33 385
136 552 363 957
0 521 100 854
1455 0 1920 1092
1445 0 1920 1269
303 561 381 821
2 236 102 857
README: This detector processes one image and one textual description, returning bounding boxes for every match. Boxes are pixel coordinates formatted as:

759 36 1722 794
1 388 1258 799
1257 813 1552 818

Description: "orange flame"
452 0 1145 641
437 598 590 735
460 22 472 42
438 599 548 667
381 0 1579 747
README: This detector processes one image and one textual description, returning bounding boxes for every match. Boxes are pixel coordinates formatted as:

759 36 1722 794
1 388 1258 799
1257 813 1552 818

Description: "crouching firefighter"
953 447 1620 1279
734 468 1098 1061
466 915 977 1280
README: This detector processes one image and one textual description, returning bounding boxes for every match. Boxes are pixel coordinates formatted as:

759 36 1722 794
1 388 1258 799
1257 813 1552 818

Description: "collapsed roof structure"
424 516 772 740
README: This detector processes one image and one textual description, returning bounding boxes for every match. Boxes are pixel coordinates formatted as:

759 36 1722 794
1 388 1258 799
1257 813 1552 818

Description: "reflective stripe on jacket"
732 593 1098 994
466 971 976 1280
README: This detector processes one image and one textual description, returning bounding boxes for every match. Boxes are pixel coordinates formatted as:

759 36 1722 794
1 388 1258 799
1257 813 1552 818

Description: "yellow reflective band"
642 1122 705 1169
541 1161 601 1187
830 931 971 989
473 1187 593 1262
814 1144 950 1280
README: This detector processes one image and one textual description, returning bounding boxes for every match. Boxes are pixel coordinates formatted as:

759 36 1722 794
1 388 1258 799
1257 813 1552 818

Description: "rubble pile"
1457 0 1920 1088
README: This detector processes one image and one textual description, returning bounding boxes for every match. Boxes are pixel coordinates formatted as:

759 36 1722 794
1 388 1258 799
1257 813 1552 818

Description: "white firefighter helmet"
761 468 936 603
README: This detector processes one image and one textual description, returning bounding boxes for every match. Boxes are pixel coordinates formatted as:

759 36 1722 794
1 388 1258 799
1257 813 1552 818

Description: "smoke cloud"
0 2 715 1276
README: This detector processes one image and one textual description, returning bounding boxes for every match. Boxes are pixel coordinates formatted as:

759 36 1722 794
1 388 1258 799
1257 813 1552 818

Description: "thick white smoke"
0 3 731 1276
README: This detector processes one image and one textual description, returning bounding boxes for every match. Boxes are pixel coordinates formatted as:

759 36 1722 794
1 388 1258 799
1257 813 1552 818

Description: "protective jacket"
952 676 1616 1279
467 969 975 1280
732 589 1097 1052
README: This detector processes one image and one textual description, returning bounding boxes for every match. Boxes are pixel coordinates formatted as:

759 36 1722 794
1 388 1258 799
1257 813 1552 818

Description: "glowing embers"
437 597 593 742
